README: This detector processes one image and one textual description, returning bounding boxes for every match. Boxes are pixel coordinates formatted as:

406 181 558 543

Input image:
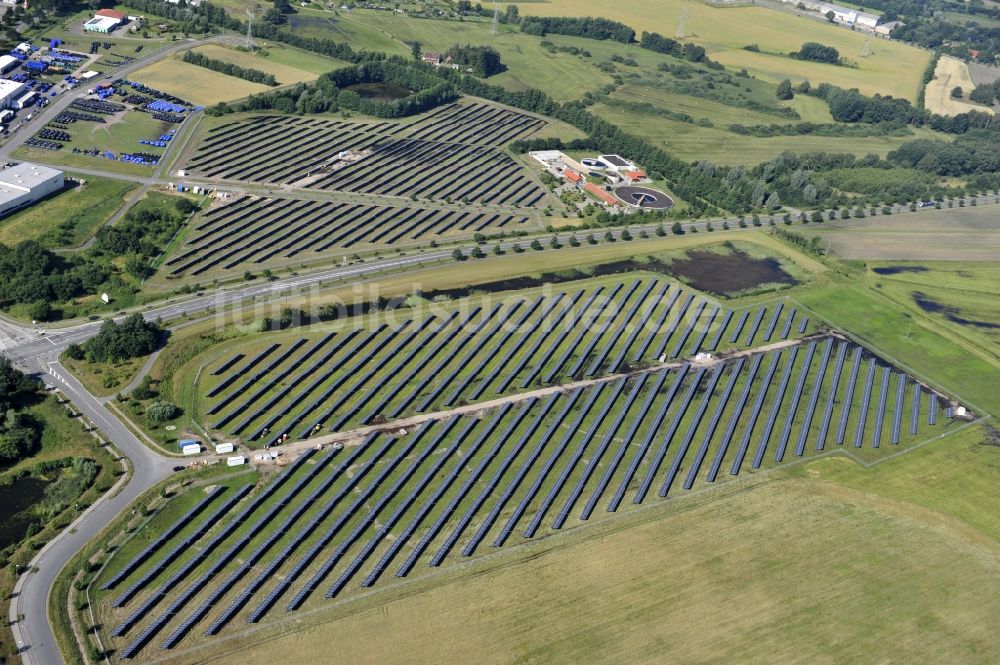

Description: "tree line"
519 16 636 43
638 32 711 65
792 42 841 64
181 50 278 86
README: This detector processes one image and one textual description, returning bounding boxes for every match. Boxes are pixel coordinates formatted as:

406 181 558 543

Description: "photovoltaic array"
108 341 953 658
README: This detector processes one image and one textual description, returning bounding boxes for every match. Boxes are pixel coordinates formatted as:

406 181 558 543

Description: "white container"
182 444 200 456
215 442 235 454
254 453 274 462
226 455 246 467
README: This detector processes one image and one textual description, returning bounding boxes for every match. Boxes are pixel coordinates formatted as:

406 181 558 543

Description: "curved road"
1 106 994 663
1 198 994 665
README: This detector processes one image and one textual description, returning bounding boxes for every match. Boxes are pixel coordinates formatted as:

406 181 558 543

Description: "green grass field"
515 0 931 101
14 110 175 176
589 102 939 166
186 43 349 86
0 176 135 248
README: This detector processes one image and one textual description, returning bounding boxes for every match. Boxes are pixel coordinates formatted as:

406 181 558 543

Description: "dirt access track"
925 55 995 117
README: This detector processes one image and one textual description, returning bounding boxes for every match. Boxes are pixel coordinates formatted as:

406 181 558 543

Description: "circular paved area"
614 185 674 209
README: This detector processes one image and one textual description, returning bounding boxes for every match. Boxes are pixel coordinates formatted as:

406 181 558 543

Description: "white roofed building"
0 79 27 110
0 163 65 218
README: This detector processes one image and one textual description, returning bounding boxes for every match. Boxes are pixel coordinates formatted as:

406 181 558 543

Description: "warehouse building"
0 55 19 75
0 79 27 110
84 9 127 33
0 162 65 218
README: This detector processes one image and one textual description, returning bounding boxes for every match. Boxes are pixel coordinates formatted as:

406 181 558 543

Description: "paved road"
7 355 176 665
1 152 996 663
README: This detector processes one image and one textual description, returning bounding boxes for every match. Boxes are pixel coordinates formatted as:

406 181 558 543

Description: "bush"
146 401 179 423
28 300 51 322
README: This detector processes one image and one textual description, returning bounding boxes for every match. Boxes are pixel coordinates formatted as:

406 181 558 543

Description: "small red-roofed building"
584 182 620 207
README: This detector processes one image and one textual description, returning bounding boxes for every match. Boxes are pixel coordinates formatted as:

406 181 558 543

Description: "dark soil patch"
344 82 413 100
667 250 797 296
913 291 1000 329
873 266 929 275
421 259 670 300
422 252 796 301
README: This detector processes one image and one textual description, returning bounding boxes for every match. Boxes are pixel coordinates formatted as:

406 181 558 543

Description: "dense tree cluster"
519 16 635 43
0 241 104 306
111 0 233 34
0 357 41 463
791 42 841 64
970 79 1000 106
317 62 458 117
808 83 994 134
638 32 709 64
92 197 191 278
443 45 504 77
888 132 1000 176
182 50 278 86
83 313 162 363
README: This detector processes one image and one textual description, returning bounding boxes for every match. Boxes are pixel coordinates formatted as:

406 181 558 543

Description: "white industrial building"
785 0 881 28
0 79 26 110
0 163 64 218
0 55 18 75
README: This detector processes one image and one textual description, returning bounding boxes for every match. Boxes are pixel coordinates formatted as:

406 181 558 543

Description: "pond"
0 476 51 549
343 82 413 100
665 249 798 296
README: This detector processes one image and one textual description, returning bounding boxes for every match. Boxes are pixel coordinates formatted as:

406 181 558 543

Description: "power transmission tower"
676 8 687 39
244 8 257 51
861 30 872 57
491 2 499 37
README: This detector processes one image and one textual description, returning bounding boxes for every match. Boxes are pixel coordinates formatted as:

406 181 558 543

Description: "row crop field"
191 275 821 446
100 341 957 659
182 103 549 206
163 196 533 278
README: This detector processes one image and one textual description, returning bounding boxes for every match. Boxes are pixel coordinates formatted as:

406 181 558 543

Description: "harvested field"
188 44 346 85
810 204 1000 261
130 59 271 105
925 55 995 117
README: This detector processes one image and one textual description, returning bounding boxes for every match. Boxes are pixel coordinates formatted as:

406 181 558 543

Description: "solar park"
99 332 954 659
163 196 533 277
181 103 549 206
194 275 824 446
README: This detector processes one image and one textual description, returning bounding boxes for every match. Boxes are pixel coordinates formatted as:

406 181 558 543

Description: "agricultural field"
861 261 1000 371
925 55 995 117
130 58 273 106
180 103 550 205
0 176 135 248
514 0 930 101
186 43 349 85
287 8 612 101
809 203 1000 261
94 330 961 659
